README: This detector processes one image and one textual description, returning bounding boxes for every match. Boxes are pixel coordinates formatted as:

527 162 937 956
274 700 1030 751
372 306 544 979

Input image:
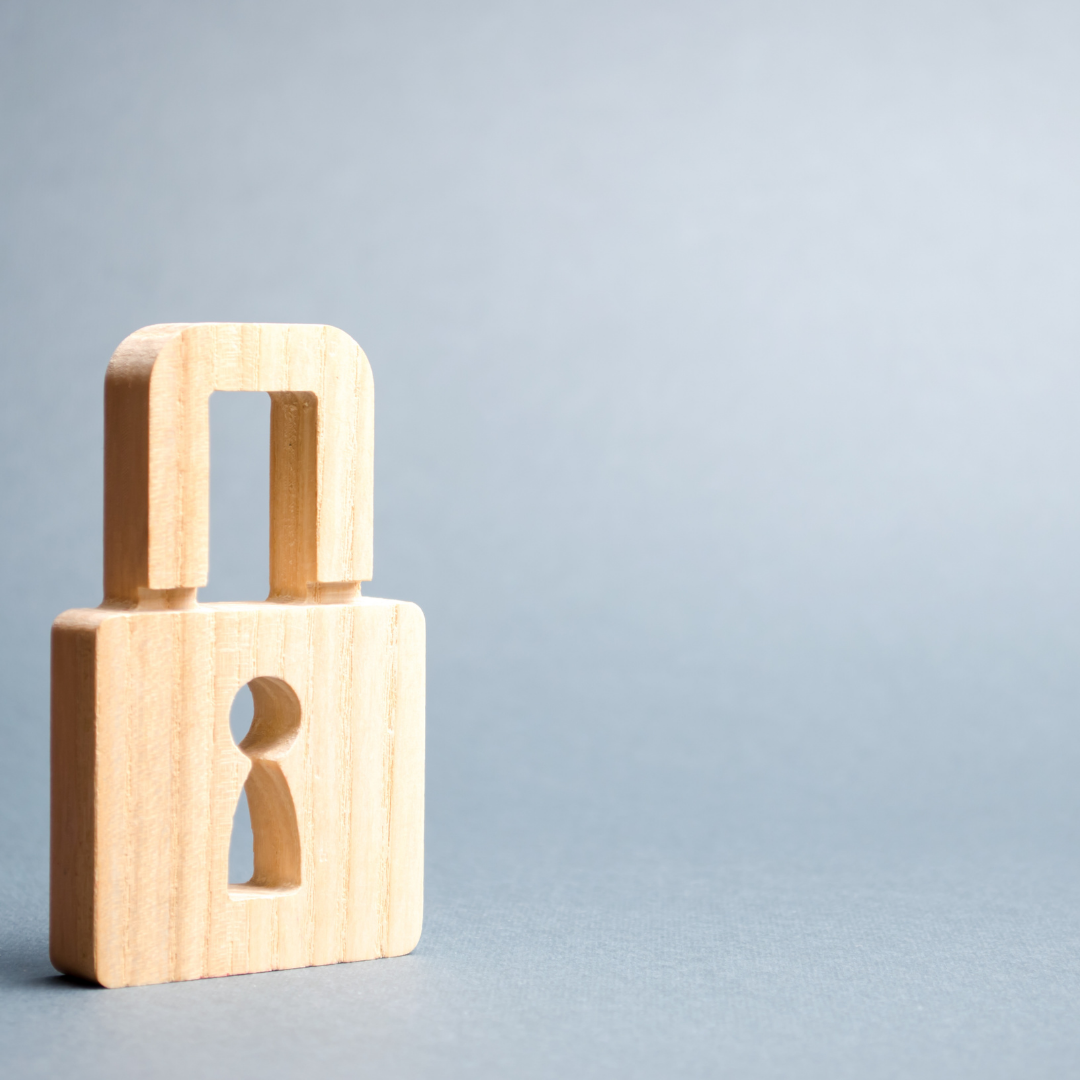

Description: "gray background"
2 0 1080 1075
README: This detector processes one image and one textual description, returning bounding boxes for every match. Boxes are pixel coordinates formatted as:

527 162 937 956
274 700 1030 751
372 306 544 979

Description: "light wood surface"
50 324 424 988
103 322 374 604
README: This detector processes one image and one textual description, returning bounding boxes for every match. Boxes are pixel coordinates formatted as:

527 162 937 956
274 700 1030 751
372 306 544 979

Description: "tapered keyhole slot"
228 686 256 884
228 677 303 896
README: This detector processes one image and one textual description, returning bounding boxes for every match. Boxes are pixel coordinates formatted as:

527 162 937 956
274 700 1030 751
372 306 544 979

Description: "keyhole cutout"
227 677 303 898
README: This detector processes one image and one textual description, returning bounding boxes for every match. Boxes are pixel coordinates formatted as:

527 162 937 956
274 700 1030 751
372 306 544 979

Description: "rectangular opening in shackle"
202 391 271 602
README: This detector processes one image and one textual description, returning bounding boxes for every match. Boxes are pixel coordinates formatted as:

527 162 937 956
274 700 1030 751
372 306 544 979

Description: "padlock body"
50 596 424 988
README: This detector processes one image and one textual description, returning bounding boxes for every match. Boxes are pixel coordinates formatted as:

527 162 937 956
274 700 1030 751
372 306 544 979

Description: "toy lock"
50 324 425 988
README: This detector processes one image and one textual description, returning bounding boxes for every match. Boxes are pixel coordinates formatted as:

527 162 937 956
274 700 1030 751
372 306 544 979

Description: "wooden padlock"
50 324 425 988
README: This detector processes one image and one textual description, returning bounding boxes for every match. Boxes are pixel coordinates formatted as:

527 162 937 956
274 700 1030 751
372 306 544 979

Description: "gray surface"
2 1 1080 1075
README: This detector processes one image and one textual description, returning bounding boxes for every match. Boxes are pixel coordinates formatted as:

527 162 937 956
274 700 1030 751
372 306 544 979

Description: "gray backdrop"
2 1 1080 1076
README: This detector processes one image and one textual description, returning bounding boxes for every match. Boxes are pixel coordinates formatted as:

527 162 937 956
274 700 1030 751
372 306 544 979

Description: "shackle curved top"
103 323 374 604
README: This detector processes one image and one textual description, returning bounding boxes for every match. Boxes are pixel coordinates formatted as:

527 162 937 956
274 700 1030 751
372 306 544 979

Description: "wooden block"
50 324 425 988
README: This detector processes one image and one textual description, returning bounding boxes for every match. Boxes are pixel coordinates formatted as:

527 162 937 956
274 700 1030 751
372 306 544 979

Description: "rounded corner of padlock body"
76 958 125 990
47 933 99 987
51 606 112 635
384 912 424 960
355 595 425 628
396 598 426 629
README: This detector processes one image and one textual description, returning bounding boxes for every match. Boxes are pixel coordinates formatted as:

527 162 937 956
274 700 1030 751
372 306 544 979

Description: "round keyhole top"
233 676 301 760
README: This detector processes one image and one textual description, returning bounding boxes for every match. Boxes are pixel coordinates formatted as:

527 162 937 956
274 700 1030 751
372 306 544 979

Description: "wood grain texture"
103 322 373 604
50 324 424 988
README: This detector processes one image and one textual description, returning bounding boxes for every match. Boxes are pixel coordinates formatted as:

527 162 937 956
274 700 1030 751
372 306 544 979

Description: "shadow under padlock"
50 323 425 988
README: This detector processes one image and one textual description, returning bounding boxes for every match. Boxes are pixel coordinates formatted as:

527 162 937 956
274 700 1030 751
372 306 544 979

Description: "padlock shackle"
103 323 374 604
